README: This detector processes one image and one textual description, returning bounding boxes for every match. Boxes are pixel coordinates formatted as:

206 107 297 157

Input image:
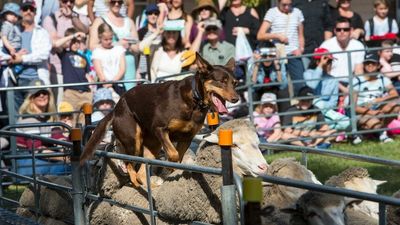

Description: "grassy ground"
266 138 400 196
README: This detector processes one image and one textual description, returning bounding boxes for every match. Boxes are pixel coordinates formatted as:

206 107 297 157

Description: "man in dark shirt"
293 0 333 68
282 86 336 148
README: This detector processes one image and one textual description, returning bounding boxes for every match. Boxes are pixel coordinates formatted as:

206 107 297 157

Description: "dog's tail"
80 112 114 165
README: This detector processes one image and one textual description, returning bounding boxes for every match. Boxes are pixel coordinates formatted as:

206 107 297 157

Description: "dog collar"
191 76 209 110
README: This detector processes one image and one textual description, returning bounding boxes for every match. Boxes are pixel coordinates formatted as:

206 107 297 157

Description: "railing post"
144 46 152 82
379 203 386 225
347 51 358 137
6 90 17 174
70 128 85 225
82 103 92 126
219 129 237 225
243 177 262 225
207 112 219 131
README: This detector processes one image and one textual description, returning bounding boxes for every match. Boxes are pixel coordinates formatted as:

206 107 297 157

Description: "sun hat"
93 88 115 107
313 48 335 60
163 19 185 31
261 93 277 105
191 0 219 18
1 3 21 17
58 101 74 114
27 79 50 96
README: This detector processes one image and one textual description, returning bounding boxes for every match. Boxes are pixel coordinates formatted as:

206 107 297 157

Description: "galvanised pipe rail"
260 143 400 168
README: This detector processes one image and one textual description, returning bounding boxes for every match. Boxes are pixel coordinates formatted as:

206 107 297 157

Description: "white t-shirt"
353 74 392 106
364 16 399 39
151 48 184 82
92 45 126 81
263 7 304 53
320 37 365 82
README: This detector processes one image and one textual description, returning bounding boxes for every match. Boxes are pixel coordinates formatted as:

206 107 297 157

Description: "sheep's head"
325 167 386 220
282 191 352 225
203 119 268 176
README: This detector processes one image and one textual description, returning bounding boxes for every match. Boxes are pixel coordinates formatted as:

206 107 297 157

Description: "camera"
259 47 277 57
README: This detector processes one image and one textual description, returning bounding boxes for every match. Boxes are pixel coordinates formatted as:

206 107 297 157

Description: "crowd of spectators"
1 0 400 157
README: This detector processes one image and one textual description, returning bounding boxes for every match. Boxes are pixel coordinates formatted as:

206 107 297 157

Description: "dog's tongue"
212 94 228 114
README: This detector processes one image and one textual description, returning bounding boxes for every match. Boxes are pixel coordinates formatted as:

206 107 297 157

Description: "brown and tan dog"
80 53 239 187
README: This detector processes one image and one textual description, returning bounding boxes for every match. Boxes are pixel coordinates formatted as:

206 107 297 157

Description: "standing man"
293 0 333 69
320 17 365 92
8 0 52 111
42 0 90 104
257 0 305 96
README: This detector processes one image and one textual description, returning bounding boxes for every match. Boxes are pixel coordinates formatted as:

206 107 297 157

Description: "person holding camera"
248 42 290 113
191 18 235 66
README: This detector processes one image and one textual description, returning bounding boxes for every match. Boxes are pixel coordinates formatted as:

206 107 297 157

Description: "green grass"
265 138 400 196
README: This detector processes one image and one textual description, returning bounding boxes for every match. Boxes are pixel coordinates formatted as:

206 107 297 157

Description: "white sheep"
325 167 386 220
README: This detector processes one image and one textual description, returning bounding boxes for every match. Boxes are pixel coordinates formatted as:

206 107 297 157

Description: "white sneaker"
352 136 362 145
379 132 393 143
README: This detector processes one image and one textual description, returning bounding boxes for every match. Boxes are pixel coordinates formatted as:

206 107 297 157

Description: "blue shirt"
19 31 38 79
304 67 339 110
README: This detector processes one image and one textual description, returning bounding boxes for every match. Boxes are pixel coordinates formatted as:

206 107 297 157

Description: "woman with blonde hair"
16 79 70 176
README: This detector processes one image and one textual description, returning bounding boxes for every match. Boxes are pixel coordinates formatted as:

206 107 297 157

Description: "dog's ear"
224 57 235 72
195 52 213 74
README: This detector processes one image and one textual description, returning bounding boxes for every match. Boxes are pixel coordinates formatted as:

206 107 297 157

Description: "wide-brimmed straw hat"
191 0 219 18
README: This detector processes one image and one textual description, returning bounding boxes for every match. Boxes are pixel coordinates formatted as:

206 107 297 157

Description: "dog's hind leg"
127 163 141 187
136 146 159 187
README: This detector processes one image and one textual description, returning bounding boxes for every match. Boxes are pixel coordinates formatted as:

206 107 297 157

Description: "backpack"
368 17 396 36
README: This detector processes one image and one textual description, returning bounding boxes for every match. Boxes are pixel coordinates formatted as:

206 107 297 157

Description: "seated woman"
16 80 71 176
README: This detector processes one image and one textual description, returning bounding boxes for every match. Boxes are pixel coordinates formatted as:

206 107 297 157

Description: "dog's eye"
233 80 238 87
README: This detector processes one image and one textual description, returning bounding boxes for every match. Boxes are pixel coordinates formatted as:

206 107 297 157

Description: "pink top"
253 112 280 137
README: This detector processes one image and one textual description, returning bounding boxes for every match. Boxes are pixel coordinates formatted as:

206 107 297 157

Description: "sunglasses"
61 0 75 4
280 3 292 7
33 90 49 98
205 27 218 32
146 11 160 16
364 61 379 66
22 5 36 13
335 27 351 32
110 0 123 6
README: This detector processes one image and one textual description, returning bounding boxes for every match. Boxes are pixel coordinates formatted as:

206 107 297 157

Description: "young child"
253 93 282 143
53 28 93 125
364 0 398 41
352 52 400 143
378 40 400 89
304 48 350 138
91 88 116 145
0 3 23 82
92 23 126 102
282 86 336 148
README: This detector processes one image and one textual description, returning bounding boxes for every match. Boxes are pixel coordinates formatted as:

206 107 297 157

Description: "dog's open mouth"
211 93 228 114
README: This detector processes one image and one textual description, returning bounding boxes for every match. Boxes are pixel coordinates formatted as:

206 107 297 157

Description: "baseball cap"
145 4 160 14
21 0 37 9
204 18 222 30
261 93 277 105
363 52 379 63
28 79 50 96
313 48 335 60
58 101 74 114
93 88 115 107
1 3 21 17
298 86 314 98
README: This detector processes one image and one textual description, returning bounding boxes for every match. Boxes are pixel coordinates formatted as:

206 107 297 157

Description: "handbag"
235 27 253 62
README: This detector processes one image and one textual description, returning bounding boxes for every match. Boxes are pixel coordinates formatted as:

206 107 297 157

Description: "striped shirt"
264 7 304 53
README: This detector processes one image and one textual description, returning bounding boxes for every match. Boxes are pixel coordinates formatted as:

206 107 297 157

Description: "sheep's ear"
373 179 387 186
203 133 219 144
